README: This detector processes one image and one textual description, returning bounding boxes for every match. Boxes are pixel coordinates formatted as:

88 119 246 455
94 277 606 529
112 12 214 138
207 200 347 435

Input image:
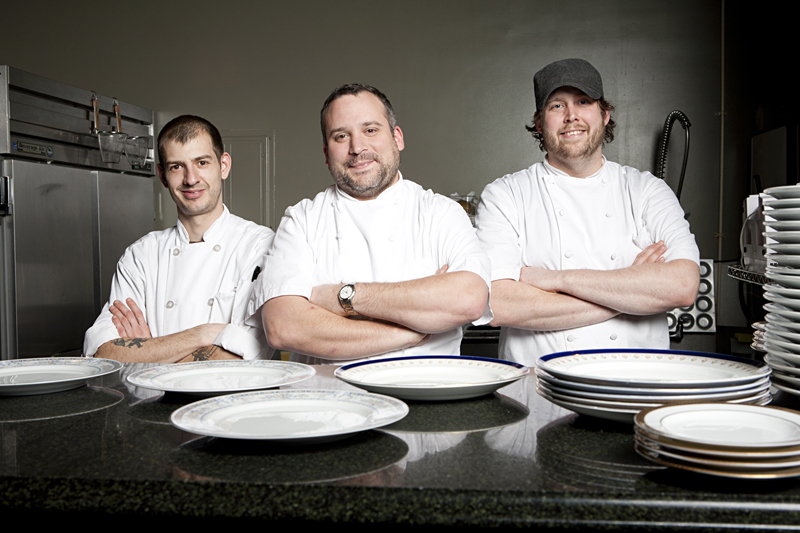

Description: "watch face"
340 285 355 300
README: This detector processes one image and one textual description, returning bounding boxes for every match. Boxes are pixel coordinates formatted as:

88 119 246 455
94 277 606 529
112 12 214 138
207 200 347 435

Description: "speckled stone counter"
3 363 800 531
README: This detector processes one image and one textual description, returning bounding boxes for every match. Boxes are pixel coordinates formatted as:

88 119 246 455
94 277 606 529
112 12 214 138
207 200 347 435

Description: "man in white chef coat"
476 58 700 365
253 84 491 364
83 115 274 362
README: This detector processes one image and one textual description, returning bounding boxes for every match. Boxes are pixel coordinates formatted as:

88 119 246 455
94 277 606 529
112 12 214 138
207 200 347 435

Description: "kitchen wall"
2 0 759 350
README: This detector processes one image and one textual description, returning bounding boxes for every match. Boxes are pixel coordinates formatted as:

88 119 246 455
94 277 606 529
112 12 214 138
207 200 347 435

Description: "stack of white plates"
762 185 800 396
535 349 772 423
634 403 800 479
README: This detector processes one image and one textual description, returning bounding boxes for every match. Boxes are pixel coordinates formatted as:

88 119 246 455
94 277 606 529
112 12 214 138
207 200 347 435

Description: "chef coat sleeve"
475 179 524 282
635 171 700 266
215 230 275 360
246 203 316 325
83 249 147 357
434 197 493 325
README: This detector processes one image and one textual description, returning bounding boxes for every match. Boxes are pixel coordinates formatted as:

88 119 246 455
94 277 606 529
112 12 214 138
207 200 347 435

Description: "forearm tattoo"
112 338 149 349
190 346 218 361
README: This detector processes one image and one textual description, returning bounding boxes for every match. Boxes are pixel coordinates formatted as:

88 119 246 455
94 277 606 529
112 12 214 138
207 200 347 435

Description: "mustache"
345 152 381 167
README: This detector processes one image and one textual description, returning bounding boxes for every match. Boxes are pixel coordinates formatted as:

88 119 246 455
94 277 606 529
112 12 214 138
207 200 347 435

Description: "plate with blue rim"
536 349 770 389
334 355 529 401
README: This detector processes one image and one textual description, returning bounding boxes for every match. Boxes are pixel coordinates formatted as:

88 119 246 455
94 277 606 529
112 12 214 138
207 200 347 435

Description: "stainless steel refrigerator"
0 66 154 359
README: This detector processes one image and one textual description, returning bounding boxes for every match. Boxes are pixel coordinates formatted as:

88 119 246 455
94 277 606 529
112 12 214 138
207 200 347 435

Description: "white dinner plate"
764 198 800 209
763 324 800 344
635 425 800 459
764 354 800 377
764 338 800 358
764 185 800 200
127 360 315 396
635 435 800 469
771 379 800 398
635 443 800 479
764 231 800 244
764 220 800 231
766 208 800 221
766 264 800 275
537 379 770 404
764 303 800 322
764 292 800 311
766 254 800 268
170 389 408 442
766 243 800 255
764 283 800 300
766 313 800 333
334 356 528 401
0 358 122 396
538 383 770 410
537 391 639 423
537 349 769 388
535 368 769 396
637 403 800 448
766 273 800 289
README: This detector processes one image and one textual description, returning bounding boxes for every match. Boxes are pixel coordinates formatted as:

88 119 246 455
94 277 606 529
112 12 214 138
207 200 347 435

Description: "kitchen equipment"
0 66 155 359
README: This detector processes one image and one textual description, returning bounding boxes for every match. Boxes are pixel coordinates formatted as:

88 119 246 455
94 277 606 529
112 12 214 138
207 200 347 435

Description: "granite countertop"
3 362 800 530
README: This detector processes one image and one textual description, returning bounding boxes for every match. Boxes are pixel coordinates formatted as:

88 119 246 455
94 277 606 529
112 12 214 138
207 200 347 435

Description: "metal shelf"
727 264 767 286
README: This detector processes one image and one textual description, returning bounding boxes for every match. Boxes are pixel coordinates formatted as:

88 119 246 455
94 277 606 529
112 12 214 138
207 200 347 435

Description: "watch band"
338 283 358 316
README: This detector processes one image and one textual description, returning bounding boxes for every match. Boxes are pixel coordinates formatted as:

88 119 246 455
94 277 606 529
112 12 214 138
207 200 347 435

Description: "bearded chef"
475 58 700 365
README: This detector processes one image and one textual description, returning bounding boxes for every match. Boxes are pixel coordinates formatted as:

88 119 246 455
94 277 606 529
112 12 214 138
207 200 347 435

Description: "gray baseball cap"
534 59 604 111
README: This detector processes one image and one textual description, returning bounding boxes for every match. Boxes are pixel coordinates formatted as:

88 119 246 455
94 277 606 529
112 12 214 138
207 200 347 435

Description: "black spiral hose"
656 110 691 200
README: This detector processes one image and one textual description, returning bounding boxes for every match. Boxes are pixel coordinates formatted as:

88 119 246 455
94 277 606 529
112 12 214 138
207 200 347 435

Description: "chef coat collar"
543 155 607 180
175 204 230 244
335 172 403 205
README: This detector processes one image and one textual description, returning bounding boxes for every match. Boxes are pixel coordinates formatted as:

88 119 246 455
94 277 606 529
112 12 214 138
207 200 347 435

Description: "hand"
519 266 561 292
632 241 667 266
110 298 152 338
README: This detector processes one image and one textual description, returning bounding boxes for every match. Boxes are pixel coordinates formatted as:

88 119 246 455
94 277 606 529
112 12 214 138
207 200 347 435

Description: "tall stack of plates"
535 349 771 423
634 403 800 479
762 184 800 397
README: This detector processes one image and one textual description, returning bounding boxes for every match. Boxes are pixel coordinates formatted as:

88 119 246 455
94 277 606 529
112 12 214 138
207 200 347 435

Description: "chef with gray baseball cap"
475 58 700 365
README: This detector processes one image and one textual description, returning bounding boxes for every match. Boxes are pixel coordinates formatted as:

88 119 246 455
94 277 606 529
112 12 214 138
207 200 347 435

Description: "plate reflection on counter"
383 392 529 433
170 430 408 484
0 385 124 423
536 414 665 491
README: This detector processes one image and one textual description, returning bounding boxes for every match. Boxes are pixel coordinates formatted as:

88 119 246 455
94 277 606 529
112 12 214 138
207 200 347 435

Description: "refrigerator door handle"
0 176 10 216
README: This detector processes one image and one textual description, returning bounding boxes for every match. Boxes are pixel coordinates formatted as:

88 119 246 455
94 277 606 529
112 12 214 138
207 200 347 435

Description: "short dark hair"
320 84 397 145
525 98 616 151
157 115 224 164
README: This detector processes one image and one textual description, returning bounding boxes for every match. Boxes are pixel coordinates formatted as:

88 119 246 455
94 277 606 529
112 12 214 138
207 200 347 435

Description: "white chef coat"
249 174 492 365
476 157 699 365
84 205 275 360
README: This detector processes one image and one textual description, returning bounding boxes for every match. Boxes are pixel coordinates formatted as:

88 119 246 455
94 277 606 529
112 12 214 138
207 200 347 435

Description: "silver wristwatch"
338 283 358 316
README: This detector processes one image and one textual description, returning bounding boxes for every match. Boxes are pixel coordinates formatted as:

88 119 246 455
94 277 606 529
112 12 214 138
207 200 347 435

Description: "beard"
331 149 401 199
542 122 604 162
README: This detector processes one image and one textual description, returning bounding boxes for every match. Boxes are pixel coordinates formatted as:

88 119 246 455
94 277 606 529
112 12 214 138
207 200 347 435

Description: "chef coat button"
564 251 573 258
388 235 396 242
605 212 613 218
567 335 576 342
602 178 608 184
208 298 214 307
172 248 180 256
213 244 221 252
558 210 564 217
611 253 617 260
166 301 174 309
610 333 618 340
